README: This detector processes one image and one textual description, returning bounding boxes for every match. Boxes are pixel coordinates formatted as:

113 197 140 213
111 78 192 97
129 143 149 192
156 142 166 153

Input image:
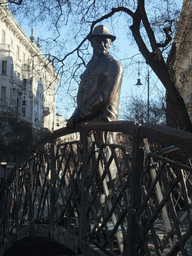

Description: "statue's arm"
67 108 86 128
104 61 123 105
67 60 123 128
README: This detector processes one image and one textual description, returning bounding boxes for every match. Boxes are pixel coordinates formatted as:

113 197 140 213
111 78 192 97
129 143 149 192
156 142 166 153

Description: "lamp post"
147 67 150 122
135 61 143 86
135 61 150 122
1 162 7 181
7 162 15 178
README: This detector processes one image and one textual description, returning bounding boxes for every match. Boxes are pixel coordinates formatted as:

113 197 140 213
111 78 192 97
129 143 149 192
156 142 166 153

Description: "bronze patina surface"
67 25 123 127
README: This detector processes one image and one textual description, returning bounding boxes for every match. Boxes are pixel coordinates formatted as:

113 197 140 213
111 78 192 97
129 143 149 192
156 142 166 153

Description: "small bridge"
0 121 192 255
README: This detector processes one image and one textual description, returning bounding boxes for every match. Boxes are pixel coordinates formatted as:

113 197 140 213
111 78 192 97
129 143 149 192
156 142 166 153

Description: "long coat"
69 53 123 180
72 53 123 122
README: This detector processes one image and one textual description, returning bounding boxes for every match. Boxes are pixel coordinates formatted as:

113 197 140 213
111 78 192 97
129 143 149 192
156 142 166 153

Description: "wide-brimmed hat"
87 25 116 42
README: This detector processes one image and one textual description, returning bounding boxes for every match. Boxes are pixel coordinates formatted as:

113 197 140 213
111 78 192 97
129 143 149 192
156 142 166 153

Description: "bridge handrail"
1 120 192 255
78 121 192 150
1 120 192 197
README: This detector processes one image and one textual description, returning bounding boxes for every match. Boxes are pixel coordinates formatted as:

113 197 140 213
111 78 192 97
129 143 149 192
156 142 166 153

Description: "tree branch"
89 7 134 34
86 2 192 131
137 0 158 52
156 27 172 48
8 0 23 5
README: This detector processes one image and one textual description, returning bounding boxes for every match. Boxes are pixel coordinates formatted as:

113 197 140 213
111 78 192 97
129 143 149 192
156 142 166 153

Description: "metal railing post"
29 160 34 222
79 131 90 248
15 168 19 227
50 140 57 223
124 124 144 255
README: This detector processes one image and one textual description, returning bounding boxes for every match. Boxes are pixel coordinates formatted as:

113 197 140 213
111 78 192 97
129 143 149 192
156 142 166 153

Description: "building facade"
0 2 59 134
0 2 81 180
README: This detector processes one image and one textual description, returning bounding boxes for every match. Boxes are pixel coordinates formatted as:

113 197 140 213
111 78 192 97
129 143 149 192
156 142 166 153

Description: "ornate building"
0 2 59 133
0 2 60 168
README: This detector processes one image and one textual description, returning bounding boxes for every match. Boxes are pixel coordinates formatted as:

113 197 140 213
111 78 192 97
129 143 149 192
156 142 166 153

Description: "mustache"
97 46 107 50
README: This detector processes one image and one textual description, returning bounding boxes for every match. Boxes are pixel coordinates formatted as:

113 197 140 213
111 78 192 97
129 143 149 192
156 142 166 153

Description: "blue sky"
16 0 183 121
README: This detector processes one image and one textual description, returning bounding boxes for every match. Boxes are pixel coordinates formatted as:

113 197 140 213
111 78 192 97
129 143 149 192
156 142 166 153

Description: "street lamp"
1 162 7 181
135 61 143 86
135 61 150 122
147 68 150 122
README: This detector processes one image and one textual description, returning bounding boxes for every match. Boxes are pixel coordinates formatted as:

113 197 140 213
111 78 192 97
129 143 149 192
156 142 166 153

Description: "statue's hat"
87 25 116 42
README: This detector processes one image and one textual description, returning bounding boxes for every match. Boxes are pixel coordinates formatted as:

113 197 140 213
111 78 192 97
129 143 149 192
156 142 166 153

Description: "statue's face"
91 36 111 56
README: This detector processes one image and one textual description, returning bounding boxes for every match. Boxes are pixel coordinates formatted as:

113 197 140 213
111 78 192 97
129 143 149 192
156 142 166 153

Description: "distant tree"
0 114 33 162
2 0 192 132
0 48 50 163
121 96 166 124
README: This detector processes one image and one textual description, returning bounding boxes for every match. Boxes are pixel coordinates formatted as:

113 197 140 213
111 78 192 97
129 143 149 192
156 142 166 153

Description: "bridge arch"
4 236 75 256
2 224 78 256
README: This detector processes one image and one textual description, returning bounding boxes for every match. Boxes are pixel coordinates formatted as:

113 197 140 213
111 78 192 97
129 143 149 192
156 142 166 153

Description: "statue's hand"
67 109 87 128
67 115 76 128
67 114 83 128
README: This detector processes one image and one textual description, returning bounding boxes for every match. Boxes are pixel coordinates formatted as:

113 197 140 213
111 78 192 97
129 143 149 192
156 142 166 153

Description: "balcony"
0 43 11 52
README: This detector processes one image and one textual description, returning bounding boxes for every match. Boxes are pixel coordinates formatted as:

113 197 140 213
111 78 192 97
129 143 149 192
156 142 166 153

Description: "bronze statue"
67 25 123 127
67 25 123 181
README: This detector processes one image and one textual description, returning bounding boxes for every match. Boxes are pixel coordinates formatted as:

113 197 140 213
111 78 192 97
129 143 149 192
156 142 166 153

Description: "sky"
14 0 183 121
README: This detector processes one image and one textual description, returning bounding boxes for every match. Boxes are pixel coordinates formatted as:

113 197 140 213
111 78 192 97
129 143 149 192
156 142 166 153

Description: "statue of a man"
67 25 123 181
67 25 123 127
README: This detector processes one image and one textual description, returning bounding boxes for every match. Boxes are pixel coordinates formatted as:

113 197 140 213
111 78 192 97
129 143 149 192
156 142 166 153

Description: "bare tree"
3 0 191 131
121 96 166 124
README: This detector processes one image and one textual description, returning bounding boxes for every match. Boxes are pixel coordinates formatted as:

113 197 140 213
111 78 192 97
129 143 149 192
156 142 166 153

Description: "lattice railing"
0 121 192 255
79 140 131 254
136 139 192 255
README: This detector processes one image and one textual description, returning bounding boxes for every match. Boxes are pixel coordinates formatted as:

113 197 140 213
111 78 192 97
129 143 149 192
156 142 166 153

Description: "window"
10 61 13 77
23 78 27 88
1 86 6 106
22 107 26 116
10 88 13 104
22 52 25 63
17 46 19 60
2 61 7 75
2 30 5 44
13 88 16 101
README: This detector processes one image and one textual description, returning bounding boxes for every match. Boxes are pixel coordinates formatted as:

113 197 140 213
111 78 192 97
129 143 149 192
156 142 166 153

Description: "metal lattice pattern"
135 139 192 255
0 141 83 241
0 121 192 255
81 141 132 254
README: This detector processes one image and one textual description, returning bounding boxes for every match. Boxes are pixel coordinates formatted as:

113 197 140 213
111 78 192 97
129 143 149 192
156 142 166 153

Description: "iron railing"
0 121 192 255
